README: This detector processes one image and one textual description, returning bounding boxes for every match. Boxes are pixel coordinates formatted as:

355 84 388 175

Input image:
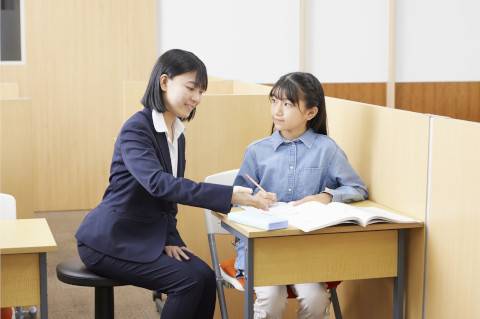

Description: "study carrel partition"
424 117 480 318
326 97 429 319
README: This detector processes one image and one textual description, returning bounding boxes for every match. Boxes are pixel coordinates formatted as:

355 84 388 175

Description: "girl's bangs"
269 79 301 105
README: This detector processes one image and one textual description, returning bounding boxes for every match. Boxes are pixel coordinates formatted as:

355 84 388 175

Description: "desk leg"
393 229 406 319
244 238 254 319
40 253 48 319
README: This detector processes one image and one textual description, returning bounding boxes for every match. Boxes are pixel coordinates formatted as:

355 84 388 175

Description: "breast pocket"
297 167 324 198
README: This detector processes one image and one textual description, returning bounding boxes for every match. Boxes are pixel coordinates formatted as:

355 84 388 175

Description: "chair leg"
207 234 229 319
330 287 343 319
95 287 114 319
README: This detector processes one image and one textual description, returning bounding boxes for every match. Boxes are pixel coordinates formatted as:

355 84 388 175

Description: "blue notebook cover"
227 210 288 231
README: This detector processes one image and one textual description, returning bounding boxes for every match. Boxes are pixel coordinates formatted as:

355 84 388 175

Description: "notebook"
227 209 288 231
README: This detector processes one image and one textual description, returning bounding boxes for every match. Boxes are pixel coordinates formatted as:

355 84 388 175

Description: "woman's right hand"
231 186 277 210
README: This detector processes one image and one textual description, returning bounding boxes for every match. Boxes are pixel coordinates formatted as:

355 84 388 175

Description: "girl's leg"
78 244 216 319
292 283 330 319
253 285 288 319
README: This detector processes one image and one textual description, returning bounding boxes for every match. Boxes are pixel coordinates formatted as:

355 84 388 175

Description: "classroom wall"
157 0 480 122
0 0 156 212
0 97 33 219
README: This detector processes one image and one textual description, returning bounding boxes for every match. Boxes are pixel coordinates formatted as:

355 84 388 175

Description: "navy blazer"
76 108 233 263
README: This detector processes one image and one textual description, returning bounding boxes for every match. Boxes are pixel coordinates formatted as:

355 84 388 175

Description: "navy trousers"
78 243 216 319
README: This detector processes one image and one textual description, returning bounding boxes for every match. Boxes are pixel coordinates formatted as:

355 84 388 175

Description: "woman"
75 49 275 319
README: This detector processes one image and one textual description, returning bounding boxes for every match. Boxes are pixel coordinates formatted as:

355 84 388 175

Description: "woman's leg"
78 244 216 319
253 285 288 319
292 283 330 319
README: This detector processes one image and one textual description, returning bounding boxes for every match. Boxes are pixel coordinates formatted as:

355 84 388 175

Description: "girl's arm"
324 146 368 203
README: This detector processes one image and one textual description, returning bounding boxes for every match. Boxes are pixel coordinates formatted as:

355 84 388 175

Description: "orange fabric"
1 308 13 319
219 258 341 298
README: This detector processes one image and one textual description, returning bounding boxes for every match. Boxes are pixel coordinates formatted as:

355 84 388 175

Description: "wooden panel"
425 118 480 318
323 83 387 106
0 83 19 99
206 80 234 95
396 82 480 122
232 81 271 95
122 80 148 120
0 99 34 219
4 0 156 212
326 97 429 319
254 230 398 286
0 254 40 307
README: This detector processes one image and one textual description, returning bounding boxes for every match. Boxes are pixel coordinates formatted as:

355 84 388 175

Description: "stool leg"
330 287 343 319
95 287 114 319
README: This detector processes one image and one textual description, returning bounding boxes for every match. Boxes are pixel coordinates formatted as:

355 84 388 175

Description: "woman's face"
160 71 204 118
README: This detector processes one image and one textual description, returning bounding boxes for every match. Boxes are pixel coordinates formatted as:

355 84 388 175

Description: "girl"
75 49 275 319
234 72 368 319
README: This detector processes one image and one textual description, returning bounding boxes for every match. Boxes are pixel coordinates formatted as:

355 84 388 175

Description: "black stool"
56 257 126 319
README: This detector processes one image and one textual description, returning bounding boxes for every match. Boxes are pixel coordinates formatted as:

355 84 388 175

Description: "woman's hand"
164 245 193 261
231 186 277 210
292 192 332 206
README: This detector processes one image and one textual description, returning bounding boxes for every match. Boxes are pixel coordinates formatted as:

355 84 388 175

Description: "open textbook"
236 201 417 232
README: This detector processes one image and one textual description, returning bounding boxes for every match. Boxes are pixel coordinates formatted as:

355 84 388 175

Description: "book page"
358 206 418 224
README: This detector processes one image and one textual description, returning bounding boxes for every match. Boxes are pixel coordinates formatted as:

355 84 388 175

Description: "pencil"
244 174 267 193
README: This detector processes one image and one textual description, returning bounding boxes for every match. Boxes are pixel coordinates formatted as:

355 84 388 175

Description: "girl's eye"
284 102 294 108
271 97 277 103
186 86 195 91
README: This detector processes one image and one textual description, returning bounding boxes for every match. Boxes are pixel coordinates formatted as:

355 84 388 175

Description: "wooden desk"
216 201 423 319
0 218 57 318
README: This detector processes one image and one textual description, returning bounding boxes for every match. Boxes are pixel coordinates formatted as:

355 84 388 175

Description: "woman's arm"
120 121 233 213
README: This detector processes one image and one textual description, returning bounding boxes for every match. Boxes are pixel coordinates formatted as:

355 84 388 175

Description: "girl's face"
270 95 318 138
160 71 204 118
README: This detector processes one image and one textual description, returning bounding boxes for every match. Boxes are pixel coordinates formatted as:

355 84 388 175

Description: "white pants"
253 283 331 319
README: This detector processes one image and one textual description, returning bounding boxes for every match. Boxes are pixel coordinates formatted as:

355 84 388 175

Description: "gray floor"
37 210 159 319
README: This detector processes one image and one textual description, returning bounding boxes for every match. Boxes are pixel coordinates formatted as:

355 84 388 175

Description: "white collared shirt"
152 109 185 177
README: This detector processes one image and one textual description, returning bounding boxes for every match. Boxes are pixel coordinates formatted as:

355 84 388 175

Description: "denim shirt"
233 129 368 272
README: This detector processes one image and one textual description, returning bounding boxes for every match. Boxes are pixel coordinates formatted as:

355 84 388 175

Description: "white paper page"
358 207 418 223
284 201 360 232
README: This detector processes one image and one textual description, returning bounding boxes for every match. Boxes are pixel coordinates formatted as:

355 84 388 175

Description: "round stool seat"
56 256 125 288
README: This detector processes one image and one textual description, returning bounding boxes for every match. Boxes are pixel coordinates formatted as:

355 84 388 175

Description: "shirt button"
288 188 292 192
289 166 293 169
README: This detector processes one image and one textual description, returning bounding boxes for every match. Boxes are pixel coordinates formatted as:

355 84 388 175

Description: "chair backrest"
0 193 16 220
204 169 239 234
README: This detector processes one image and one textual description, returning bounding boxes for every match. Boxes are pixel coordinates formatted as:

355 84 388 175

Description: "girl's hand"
292 192 332 206
231 187 277 210
164 245 193 261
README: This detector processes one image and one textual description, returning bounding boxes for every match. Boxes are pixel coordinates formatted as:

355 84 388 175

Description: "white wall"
396 0 480 82
157 0 299 84
157 0 480 83
305 0 388 83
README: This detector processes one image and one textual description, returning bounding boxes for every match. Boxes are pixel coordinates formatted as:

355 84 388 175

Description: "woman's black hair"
141 49 208 121
269 72 327 135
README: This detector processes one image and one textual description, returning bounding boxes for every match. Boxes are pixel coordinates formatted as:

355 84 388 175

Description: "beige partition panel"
424 118 480 318
326 97 429 319
0 83 19 99
0 99 34 218
0 0 156 212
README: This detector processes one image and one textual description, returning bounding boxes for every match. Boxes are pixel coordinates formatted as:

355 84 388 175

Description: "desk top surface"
0 218 57 254
216 200 424 238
